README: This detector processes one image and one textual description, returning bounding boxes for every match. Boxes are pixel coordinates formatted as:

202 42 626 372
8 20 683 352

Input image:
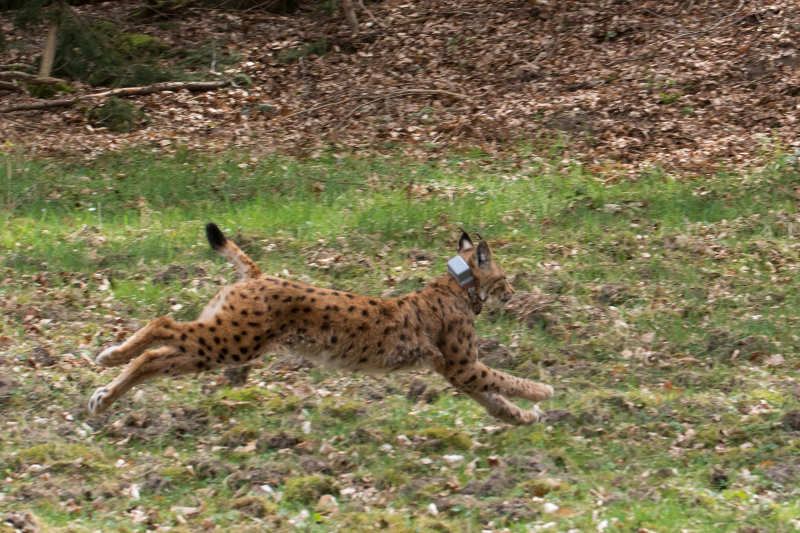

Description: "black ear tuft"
458 230 474 251
205 223 226 250
477 241 491 269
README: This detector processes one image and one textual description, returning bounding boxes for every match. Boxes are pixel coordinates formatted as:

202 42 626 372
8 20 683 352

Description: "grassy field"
2 145 800 532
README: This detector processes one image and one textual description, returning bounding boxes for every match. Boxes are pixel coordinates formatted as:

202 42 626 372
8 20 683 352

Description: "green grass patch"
1 145 799 531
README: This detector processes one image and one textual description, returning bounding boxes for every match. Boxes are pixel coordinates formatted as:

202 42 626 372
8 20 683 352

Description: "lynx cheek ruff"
447 255 475 288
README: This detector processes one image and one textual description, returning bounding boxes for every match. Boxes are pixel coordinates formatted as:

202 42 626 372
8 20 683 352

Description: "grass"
1 145 800 531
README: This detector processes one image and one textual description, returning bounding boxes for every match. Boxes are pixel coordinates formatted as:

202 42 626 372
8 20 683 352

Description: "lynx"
89 224 553 424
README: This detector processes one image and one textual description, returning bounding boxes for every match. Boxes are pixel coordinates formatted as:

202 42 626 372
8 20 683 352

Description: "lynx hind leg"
96 316 178 367
88 340 229 414
89 346 179 413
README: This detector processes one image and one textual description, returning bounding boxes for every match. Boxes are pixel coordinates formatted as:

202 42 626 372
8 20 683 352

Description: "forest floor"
1 0 798 172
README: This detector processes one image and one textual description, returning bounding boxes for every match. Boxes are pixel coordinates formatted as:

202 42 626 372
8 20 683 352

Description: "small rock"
427 502 439 516
421 388 440 404
443 454 465 466
782 410 800 431
316 494 338 513
3 512 37 533
406 379 427 401
544 409 573 423
710 468 729 491
542 502 559 513
31 345 56 367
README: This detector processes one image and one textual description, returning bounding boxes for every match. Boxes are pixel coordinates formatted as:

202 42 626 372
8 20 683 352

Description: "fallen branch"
334 89 470 130
0 80 230 113
0 71 68 85
0 81 22 92
0 64 34 72
284 88 470 121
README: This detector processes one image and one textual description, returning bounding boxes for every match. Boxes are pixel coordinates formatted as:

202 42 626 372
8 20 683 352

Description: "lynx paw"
96 345 123 367
88 387 112 414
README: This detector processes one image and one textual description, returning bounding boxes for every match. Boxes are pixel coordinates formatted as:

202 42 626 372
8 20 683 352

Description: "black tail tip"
205 222 226 250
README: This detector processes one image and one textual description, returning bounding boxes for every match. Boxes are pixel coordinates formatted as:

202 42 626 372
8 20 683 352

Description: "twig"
608 0 746 66
333 89 470 130
356 0 386 29
284 88 470 121
0 80 230 113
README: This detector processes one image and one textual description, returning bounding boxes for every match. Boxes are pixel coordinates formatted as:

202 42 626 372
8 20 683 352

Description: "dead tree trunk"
39 21 59 78
341 0 359 33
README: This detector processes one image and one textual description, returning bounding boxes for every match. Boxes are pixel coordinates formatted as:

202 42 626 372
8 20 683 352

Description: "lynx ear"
476 241 491 269
458 231 474 252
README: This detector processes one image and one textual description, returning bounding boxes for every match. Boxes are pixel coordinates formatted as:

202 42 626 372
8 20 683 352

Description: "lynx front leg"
463 389 543 425
96 316 179 367
473 362 554 402
433 355 551 425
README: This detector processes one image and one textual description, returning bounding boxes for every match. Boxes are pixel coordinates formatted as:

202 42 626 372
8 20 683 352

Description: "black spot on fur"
180 333 187 341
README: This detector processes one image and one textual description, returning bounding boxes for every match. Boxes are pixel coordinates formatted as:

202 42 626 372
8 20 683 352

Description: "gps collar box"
447 255 475 288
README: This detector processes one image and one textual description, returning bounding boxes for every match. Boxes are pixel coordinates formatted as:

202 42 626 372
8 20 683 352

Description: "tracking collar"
447 255 483 314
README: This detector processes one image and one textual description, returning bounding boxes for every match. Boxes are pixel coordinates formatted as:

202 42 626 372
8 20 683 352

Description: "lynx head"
457 231 514 304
